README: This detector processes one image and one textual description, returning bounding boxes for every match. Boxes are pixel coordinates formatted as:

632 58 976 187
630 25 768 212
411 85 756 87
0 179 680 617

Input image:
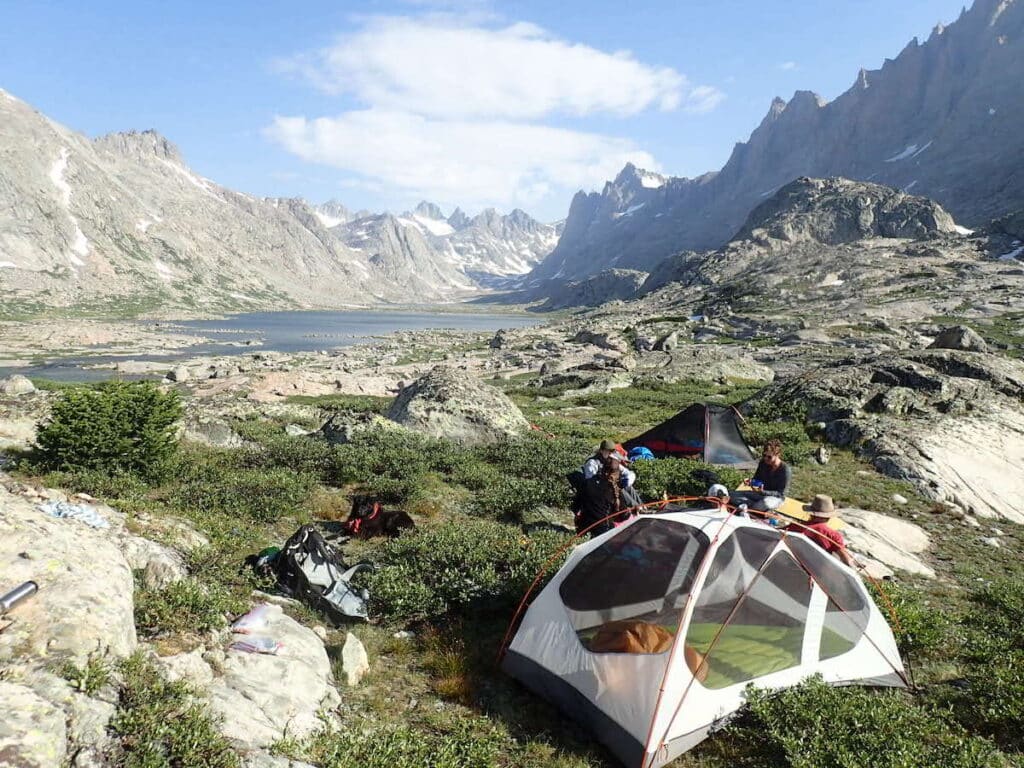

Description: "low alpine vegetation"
364 519 570 622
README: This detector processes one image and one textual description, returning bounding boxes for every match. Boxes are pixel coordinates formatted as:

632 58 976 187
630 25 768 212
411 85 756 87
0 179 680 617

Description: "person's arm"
621 467 636 487
835 547 856 568
777 463 792 497
582 458 599 479
751 460 766 485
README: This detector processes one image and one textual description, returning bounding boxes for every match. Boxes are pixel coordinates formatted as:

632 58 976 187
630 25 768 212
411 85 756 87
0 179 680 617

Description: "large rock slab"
637 345 775 384
0 681 68 768
840 507 934 579
387 365 529 444
750 350 1024 522
0 487 137 663
0 374 36 395
205 603 340 750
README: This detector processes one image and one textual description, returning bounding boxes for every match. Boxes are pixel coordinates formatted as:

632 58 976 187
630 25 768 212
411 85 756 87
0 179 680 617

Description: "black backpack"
274 525 372 623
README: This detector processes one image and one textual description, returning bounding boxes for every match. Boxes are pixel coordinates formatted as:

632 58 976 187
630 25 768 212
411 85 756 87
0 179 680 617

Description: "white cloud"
277 16 721 120
779 61 798 71
269 15 723 212
265 110 658 210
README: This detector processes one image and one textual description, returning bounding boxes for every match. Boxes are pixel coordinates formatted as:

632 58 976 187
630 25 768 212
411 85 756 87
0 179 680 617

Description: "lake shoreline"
0 307 541 383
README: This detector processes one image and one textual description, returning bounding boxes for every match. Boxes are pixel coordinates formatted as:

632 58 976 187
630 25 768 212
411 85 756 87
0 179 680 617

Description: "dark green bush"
169 466 315 523
110 652 239 768
365 520 570 621
134 576 244 635
331 428 467 503
34 381 182 481
742 417 815 465
469 476 569 521
633 458 743 501
236 434 341 483
726 677 1004 768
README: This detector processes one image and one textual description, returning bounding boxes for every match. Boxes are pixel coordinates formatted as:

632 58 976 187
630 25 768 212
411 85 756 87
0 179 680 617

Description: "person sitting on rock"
748 439 791 497
583 439 635 487
777 494 856 568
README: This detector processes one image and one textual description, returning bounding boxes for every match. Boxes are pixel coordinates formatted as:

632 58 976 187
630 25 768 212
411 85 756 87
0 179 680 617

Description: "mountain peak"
414 201 446 220
94 129 182 163
447 207 471 230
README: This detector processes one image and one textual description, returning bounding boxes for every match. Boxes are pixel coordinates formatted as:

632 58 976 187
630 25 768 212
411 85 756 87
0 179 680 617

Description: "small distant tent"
502 505 906 768
623 404 757 468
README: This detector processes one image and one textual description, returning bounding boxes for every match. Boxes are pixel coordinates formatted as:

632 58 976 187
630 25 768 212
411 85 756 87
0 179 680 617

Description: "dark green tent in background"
623 404 758 468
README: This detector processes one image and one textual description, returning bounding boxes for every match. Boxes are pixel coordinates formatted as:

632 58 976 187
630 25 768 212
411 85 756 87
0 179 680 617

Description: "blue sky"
0 0 968 220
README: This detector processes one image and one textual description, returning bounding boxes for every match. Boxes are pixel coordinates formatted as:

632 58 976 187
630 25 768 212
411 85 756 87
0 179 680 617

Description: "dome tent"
622 403 758 468
501 504 906 768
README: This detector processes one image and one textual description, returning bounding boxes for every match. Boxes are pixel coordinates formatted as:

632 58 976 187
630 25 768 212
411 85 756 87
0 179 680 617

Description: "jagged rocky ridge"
330 202 559 291
531 0 1024 287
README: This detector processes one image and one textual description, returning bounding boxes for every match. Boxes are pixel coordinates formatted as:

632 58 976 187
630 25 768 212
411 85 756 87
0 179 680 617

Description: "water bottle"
0 581 38 614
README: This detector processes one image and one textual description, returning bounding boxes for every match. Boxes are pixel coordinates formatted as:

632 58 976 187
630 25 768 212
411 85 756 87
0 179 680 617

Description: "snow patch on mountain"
314 211 345 228
412 213 455 237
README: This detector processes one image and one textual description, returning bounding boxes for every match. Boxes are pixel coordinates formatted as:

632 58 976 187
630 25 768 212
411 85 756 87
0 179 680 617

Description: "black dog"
343 495 415 539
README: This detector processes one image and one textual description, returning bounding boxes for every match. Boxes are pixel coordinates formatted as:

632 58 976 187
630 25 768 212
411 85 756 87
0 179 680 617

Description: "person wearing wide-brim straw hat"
777 494 856 567
803 494 838 517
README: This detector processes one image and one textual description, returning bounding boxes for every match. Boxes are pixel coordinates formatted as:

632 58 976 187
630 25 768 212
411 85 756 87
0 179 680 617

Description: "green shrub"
633 458 743 501
331 428 467 504
170 466 316 523
742 418 815 465
34 381 182 481
725 677 1004 768
236 434 341 483
109 652 239 768
35 469 150 503
469 476 569 521
933 579 1024 750
937 652 1024 752
59 654 111 696
275 716 504 768
365 520 570 621
869 580 949 656
134 576 243 635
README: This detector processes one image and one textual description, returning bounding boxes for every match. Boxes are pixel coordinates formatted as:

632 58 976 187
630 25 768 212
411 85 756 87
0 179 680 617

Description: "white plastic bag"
228 635 282 655
231 603 273 634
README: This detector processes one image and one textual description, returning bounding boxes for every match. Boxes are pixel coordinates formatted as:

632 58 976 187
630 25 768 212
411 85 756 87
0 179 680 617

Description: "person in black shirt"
749 439 792 497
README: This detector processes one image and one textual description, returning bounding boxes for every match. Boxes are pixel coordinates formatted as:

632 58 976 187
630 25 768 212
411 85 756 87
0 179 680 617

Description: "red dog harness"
344 501 382 535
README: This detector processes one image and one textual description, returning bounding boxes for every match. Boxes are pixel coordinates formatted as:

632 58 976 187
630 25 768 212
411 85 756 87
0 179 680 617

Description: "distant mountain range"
529 0 1024 291
325 201 559 291
0 91 556 315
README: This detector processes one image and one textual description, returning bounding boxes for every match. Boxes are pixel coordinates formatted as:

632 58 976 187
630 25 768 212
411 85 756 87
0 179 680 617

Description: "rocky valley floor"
2 183 1024 767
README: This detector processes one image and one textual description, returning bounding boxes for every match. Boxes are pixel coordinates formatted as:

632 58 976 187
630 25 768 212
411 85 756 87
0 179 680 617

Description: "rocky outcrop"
733 177 956 247
530 0 1024 287
928 325 989 352
186 604 340 751
0 681 69 767
0 374 36 395
0 487 137 663
840 507 934 579
387 365 529 444
749 350 1024 522
539 269 647 309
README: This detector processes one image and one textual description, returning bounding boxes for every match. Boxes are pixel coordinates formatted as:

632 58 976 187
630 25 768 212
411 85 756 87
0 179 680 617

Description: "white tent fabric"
502 505 905 768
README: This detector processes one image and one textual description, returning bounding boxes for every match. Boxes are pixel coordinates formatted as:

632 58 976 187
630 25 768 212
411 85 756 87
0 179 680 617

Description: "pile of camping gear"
247 524 373 623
